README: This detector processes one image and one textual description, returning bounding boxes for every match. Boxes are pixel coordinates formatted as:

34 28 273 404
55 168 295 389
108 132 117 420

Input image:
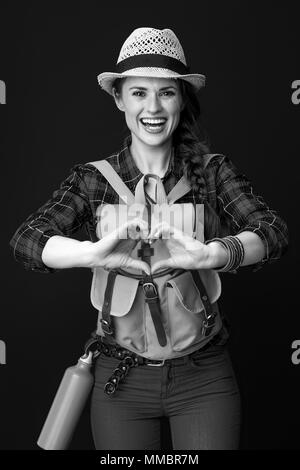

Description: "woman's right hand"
88 218 151 275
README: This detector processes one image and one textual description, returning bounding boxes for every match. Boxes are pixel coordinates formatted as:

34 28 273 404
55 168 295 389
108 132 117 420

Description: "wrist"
207 241 229 269
41 236 96 269
83 240 98 268
204 236 245 272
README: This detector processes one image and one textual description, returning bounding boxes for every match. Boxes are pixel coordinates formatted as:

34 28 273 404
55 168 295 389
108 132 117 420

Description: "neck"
130 135 173 178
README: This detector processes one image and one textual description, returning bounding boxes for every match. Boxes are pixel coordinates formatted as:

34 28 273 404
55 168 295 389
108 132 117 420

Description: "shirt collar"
119 135 182 187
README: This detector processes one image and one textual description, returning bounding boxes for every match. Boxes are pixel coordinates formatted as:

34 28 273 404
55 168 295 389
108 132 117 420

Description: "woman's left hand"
148 221 218 274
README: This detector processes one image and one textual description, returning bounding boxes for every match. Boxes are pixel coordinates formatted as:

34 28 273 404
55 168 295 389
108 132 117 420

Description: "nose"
146 93 162 114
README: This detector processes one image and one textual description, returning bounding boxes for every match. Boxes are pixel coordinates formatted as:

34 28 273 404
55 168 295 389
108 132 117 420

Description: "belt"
94 333 224 396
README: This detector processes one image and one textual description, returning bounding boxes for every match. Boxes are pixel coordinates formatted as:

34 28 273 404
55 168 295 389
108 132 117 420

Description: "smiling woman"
112 77 183 176
9 27 289 450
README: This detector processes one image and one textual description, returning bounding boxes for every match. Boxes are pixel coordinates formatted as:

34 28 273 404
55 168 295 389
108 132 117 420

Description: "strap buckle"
145 359 165 367
142 281 158 300
100 319 114 335
201 312 216 336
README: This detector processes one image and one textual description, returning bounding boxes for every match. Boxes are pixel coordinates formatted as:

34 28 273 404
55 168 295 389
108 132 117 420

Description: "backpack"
88 154 224 360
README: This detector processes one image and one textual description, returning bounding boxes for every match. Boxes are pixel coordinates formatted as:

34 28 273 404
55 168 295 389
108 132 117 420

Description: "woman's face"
113 77 183 149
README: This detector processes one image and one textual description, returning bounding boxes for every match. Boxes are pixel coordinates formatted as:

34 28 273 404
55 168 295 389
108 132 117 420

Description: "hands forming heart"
93 218 214 275
148 221 213 274
92 217 151 274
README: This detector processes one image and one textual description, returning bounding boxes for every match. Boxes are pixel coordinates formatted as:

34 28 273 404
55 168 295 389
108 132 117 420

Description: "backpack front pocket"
166 269 222 352
91 267 147 353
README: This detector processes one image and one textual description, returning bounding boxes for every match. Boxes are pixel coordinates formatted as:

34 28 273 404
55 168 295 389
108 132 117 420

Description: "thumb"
130 260 151 276
151 258 173 274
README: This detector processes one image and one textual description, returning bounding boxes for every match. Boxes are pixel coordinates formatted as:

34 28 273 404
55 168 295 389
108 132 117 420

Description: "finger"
127 218 149 240
111 218 148 241
129 260 151 276
149 221 172 240
151 258 174 274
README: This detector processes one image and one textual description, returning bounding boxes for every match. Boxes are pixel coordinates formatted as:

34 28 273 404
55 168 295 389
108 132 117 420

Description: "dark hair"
173 80 211 194
112 78 211 194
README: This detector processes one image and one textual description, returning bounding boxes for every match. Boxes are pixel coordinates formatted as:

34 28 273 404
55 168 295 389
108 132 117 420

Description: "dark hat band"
115 54 190 75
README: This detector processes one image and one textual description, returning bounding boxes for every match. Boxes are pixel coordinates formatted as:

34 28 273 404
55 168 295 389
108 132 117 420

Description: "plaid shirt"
9 136 289 274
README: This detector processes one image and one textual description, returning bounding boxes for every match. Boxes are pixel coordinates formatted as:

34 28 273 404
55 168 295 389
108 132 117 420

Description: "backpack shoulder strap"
89 153 223 205
167 153 221 204
167 176 191 204
88 159 135 205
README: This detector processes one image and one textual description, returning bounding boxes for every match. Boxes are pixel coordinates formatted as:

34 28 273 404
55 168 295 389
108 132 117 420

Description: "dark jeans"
90 344 241 450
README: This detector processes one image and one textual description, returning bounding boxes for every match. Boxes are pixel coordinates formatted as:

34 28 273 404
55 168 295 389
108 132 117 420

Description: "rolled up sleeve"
9 164 93 273
216 155 289 272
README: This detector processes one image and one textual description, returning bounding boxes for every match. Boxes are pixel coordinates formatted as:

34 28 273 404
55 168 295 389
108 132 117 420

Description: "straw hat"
97 27 206 95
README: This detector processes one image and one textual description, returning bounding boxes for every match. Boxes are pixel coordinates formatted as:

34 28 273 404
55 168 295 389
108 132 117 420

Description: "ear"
113 88 125 112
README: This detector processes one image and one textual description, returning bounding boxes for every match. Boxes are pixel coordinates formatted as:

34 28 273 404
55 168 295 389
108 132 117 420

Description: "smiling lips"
140 118 167 133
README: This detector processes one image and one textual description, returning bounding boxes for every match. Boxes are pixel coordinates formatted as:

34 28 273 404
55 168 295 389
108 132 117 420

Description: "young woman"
10 27 289 450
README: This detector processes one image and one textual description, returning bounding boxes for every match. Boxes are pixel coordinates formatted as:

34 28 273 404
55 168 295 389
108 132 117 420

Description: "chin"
138 132 172 148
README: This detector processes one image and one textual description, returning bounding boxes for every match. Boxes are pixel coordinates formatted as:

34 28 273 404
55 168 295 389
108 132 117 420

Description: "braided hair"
173 80 211 194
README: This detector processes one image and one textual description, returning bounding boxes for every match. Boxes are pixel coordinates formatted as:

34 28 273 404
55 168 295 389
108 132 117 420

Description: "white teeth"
141 118 166 125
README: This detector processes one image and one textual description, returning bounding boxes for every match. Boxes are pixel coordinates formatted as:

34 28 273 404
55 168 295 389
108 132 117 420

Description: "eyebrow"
128 86 177 91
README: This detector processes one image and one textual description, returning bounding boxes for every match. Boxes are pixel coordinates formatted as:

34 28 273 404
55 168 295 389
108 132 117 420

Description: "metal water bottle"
37 351 94 450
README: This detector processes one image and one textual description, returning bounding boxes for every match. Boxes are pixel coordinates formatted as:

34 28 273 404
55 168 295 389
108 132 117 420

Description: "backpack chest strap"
190 270 217 336
99 270 118 344
138 240 167 347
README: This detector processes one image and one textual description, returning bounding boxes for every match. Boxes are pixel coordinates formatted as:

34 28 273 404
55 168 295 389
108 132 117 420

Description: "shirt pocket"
91 267 147 353
166 270 222 352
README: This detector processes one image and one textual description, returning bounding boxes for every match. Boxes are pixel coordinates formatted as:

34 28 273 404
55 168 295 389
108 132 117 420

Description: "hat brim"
97 67 206 95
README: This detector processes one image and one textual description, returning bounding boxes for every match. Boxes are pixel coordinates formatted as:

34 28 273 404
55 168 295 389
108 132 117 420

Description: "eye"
160 90 176 97
132 90 146 97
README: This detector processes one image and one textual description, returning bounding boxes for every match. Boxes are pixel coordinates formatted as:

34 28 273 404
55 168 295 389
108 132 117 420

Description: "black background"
0 1 299 450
